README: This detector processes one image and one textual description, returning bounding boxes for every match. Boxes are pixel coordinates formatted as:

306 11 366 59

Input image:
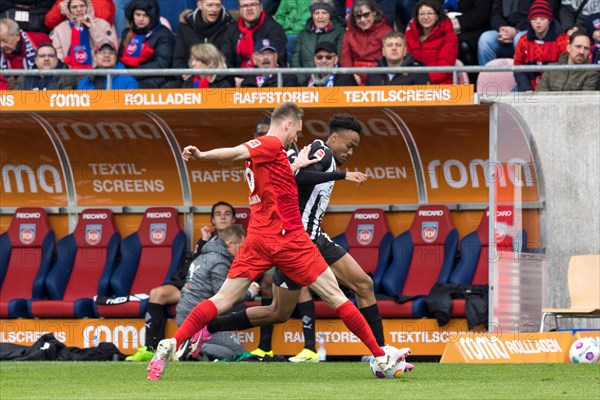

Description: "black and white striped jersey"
289 140 346 239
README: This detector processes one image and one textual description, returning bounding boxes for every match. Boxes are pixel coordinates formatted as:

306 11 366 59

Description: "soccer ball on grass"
369 346 406 379
569 337 599 363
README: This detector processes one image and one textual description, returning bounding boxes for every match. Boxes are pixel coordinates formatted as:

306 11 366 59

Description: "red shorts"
228 230 328 286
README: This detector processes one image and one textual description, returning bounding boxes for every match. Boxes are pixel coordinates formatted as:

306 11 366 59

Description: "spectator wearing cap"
118 0 175 88
274 0 312 62
51 0 118 69
366 31 429 86
240 38 298 87
221 0 287 70
291 0 346 82
302 40 356 86
77 42 139 89
513 0 567 91
537 31 599 91
0 18 50 88
14 42 79 90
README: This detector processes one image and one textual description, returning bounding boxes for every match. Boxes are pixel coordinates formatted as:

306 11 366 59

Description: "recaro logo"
82 213 108 220
235 213 248 219
147 212 172 219
49 93 90 108
355 213 380 220
419 210 444 217
16 212 41 219
497 211 512 217
83 325 144 349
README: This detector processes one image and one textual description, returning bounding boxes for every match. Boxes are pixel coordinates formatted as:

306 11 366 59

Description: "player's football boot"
289 348 319 363
189 326 212 359
375 346 411 372
147 338 177 381
249 348 274 358
404 362 415 371
125 346 154 362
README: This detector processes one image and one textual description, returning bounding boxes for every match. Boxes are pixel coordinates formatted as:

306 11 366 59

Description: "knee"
478 31 496 48
354 275 374 298
149 287 167 304
271 304 293 324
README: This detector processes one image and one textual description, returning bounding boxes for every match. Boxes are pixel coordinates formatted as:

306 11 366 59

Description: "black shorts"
272 233 347 291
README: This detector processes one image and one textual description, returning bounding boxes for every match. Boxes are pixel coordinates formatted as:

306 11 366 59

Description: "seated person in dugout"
126 201 237 362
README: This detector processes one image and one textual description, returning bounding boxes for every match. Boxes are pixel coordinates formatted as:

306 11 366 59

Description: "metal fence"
2 64 599 89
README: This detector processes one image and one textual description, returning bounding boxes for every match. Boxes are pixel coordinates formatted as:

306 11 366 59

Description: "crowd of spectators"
1 0 599 91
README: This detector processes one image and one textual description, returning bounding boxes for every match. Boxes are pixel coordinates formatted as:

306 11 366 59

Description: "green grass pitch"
1 362 599 399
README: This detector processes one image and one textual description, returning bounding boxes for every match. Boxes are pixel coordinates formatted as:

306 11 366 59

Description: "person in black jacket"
172 0 233 87
13 43 79 90
118 0 175 88
366 32 429 86
221 0 287 75
301 40 356 86
182 42 235 88
240 38 298 87
445 0 492 68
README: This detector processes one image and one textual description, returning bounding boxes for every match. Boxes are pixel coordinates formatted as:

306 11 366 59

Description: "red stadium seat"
379 205 459 317
95 208 186 317
0 208 55 317
28 209 120 318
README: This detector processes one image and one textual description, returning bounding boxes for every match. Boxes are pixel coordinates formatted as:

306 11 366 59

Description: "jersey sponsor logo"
86 224 102 245
355 213 380 220
82 213 108 220
357 224 374 245
150 223 166 244
247 139 261 149
146 212 172 219
313 149 326 160
421 221 438 243
495 222 507 241
419 210 444 217
235 212 248 219
16 212 41 219
19 224 36 245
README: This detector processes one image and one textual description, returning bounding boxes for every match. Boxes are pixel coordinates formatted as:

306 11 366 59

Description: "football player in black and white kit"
192 114 410 366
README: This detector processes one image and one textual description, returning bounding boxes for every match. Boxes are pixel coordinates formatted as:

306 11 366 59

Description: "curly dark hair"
329 114 362 135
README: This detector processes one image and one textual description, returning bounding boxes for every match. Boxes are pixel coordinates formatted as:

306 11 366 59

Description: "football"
569 338 600 363
369 346 406 379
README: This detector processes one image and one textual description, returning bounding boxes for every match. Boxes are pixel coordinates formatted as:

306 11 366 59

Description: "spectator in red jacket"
44 0 116 30
405 0 458 84
340 0 394 85
513 0 568 91
0 18 49 87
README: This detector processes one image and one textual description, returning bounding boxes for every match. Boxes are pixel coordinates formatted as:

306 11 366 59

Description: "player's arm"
295 162 346 185
182 145 250 162
290 145 320 173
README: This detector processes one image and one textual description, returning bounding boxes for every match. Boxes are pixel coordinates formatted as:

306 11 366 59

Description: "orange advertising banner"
0 86 475 112
0 318 483 356
440 332 573 363
0 113 68 207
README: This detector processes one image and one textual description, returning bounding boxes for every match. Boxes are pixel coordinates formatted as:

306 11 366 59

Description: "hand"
291 146 320 171
345 171 368 186
200 226 212 241
182 74 191 81
566 27 579 37
450 17 461 34
248 282 260 297
498 26 517 44
234 77 244 88
81 15 94 28
182 145 201 161
353 74 362 86
59 0 69 16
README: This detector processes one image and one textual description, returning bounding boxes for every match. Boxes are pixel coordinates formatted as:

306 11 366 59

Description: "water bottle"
317 332 327 362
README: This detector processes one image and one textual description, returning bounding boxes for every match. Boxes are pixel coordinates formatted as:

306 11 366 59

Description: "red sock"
173 300 218 348
336 300 385 357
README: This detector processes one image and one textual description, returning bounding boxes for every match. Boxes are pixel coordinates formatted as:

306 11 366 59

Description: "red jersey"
242 135 305 235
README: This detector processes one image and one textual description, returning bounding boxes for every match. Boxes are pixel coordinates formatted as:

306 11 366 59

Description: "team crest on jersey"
150 223 166 244
86 224 102 245
313 149 326 160
247 139 261 149
126 42 137 55
421 222 438 243
357 224 374 245
19 224 36 245
495 222 507 241
74 47 88 63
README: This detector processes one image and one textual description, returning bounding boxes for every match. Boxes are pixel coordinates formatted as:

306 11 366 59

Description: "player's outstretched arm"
182 145 250 162
345 171 368 186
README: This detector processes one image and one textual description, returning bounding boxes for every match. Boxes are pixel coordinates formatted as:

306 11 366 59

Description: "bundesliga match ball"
369 346 406 379
569 338 600 363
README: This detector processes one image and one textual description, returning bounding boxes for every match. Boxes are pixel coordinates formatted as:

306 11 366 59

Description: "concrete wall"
495 92 600 328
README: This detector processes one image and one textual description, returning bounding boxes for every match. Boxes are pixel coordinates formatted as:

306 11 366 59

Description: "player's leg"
255 268 274 355
329 253 385 347
288 286 319 362
147 277 251 380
